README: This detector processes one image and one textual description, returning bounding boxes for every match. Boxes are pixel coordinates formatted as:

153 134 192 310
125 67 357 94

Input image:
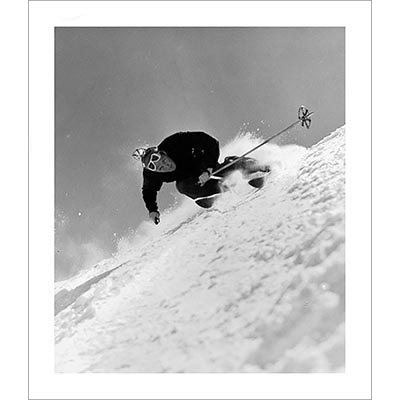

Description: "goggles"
132 147 164 171
146 152 162 171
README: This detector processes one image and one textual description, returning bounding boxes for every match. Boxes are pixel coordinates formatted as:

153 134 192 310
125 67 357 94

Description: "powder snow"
55 126 345 373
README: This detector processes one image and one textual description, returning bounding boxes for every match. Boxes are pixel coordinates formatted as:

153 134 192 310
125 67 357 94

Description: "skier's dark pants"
176 176 221 208
176 156 265 208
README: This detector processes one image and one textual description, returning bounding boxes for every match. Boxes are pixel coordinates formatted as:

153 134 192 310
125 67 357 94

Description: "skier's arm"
142 173 163 214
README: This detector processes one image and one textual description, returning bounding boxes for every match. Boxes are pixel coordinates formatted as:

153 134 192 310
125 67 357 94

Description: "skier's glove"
198 168 213 186
149 211 160 225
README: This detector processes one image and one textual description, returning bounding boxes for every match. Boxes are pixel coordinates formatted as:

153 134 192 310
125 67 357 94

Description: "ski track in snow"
55 127 345 373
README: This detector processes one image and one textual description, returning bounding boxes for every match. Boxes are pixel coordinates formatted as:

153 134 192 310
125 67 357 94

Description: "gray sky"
55 27 344 281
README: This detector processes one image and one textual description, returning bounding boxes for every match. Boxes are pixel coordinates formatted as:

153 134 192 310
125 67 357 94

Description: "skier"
133 131 269 225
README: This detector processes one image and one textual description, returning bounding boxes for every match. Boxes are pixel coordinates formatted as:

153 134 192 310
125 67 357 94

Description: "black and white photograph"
28 1 371 399
54 24 345 373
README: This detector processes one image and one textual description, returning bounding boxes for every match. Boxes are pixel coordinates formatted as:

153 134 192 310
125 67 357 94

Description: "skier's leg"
193 194 221 208
216 156 270 189
176 177 222 208
216 156 270 177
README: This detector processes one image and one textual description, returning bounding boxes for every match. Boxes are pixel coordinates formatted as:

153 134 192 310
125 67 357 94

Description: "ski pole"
210 106 314 178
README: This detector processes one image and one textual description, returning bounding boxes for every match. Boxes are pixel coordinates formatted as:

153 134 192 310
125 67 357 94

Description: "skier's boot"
239 158 271 189
194 193 221 208
248 175 267 188
218 156 271 189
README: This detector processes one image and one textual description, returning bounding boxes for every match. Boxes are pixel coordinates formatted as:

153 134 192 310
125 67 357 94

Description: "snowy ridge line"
55 126 345 373
54 263 128 315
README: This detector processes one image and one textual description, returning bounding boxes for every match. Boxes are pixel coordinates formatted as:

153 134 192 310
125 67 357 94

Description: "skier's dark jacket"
142 131 220 213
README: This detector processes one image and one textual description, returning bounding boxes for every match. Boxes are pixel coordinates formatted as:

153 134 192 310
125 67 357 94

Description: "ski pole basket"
298 106 313 129
210 106 314 177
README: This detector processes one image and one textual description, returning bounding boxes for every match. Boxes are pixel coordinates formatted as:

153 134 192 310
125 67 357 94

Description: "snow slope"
55 126 345 373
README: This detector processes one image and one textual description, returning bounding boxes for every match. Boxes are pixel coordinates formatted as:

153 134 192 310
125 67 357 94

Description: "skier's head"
132 147 176 173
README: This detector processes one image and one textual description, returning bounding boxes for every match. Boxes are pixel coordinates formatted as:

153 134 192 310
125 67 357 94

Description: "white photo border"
29 1 371 399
